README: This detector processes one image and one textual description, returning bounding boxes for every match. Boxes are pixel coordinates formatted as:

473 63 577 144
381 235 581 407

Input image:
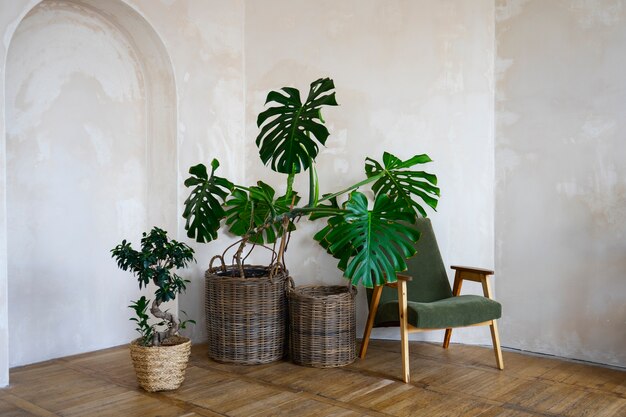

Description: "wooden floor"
1 340 625 417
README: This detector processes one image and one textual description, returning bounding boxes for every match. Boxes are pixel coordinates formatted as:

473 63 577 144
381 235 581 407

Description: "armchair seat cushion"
374 295 502 329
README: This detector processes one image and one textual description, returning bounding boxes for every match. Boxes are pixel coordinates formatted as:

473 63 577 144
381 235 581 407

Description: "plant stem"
291 207 343 217
150 298 178 346
235 240 246 278
276 194 296 268
308 159 319 206
276 216 289 268
234 184 253 192
316 174 381 203
286 170 295 199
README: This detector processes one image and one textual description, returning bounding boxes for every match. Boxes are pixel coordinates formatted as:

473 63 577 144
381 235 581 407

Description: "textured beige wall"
0 0 244 378
0 0 39 389
7 0 155 367
496 0 626 366
244 0 496 344
126 0 246 346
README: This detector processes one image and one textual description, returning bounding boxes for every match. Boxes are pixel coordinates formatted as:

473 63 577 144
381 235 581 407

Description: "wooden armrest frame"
451 265 494 275
384 273 412 288
450 266 495 299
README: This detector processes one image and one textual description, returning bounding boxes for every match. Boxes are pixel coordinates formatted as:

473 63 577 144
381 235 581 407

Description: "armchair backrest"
368 218 453 306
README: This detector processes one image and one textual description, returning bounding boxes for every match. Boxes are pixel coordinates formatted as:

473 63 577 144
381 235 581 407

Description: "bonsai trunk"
150 299 179 346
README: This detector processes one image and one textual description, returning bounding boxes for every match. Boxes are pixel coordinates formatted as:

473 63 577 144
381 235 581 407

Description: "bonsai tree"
182 77 440 288
111 227 196 346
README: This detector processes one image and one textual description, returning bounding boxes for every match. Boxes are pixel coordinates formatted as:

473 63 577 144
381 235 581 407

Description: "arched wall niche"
2 0 177 372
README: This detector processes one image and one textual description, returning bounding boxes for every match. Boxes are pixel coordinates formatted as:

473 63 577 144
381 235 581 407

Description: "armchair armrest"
451 265 494 276
450 266 495 299
383 273 412 289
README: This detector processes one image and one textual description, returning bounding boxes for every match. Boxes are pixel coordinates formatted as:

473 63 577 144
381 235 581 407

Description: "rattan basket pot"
205 264 289 364
288 284 357 368
129 336 191 392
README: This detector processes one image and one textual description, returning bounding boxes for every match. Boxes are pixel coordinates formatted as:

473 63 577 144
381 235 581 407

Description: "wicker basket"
129 336 191 392
288 284 357 368
205 264 289 364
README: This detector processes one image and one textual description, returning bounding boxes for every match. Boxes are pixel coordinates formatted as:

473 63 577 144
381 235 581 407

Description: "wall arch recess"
3 0 177 369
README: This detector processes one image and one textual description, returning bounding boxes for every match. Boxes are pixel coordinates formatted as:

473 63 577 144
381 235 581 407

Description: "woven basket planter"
288 284 357 368
205 264 289 364
129 336 191 392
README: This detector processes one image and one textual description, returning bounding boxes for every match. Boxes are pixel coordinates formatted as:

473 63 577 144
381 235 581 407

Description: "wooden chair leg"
397 280 410 383
443 328 452 348
443 271 462 349
359 285 383 359
490 320 504 370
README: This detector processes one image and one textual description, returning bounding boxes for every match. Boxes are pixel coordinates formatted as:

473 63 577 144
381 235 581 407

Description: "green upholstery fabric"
374 295 501 329
366 218 452 307
366 218 501 329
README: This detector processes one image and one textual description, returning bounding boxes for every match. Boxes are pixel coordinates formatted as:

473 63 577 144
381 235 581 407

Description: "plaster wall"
0 0 40 388
130 0 246 344
496 0 626 366
6 0 156 367
0 0 244 380
244 0 496 345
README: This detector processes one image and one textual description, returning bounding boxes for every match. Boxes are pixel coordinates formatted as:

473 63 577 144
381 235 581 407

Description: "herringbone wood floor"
1 340 625 416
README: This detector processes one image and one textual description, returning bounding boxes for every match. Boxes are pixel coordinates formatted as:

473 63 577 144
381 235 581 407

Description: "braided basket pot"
288 284 357 368
205 265 289 364
129 336 191 392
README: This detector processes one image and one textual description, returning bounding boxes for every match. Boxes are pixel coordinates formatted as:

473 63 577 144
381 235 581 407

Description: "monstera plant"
183 77 439 288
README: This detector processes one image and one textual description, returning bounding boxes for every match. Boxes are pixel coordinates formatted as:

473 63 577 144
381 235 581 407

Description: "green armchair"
359 218 503 383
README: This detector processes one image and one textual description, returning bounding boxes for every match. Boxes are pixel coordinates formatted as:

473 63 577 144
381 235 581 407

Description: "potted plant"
111 227 196 391
182 77 439 366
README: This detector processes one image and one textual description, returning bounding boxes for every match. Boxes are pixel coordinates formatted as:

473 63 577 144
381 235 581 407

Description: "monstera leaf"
314 192 420 288
365 152 440 217
224 188 269 243
256 77 338 174
224 182 300 244
182 159 233 243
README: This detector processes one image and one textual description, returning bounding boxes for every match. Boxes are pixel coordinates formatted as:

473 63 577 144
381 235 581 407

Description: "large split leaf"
365 152 440 217
256 77 338 174
182 159 234 243
314 192 420 288
224 182 300 244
